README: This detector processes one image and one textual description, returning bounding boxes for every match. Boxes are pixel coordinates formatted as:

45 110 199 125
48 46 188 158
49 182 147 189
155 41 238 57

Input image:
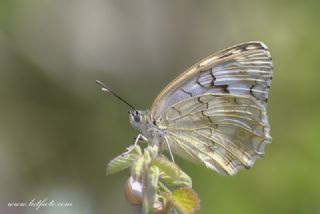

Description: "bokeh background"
1 0 319 214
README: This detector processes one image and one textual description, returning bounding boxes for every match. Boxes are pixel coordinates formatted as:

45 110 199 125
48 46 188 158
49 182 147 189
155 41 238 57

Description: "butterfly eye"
134 115 141 123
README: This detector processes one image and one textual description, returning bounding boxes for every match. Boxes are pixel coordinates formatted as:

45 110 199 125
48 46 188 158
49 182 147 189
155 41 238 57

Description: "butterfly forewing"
150 41 273 175
151 41 273 120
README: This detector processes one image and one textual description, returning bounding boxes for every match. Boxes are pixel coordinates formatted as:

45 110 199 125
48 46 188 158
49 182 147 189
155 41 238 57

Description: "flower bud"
124 176 143 204
124 176 166 213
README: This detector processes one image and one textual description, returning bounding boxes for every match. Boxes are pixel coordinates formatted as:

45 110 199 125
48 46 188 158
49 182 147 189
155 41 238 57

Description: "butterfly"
97 41 273 176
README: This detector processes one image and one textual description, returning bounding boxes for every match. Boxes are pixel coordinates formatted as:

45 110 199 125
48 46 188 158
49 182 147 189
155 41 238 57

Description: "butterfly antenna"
96 80 136 111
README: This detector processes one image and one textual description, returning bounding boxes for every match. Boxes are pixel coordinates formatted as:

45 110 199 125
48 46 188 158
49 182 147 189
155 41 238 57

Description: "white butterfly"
99 41 273 176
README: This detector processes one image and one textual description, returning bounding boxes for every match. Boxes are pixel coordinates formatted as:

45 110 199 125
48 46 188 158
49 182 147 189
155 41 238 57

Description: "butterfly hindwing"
159 94 271 175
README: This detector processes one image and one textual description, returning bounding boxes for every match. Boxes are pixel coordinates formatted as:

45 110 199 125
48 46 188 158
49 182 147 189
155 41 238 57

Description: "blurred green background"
1 0 319 214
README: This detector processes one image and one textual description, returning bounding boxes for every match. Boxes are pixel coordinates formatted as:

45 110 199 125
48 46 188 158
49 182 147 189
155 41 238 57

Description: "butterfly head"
129 110 145 130
129 110 159 141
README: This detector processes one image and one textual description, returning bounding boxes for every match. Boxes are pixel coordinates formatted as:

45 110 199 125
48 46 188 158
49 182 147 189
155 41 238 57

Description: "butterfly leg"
164 135 175 163
133 134 148 144
125 134 148 154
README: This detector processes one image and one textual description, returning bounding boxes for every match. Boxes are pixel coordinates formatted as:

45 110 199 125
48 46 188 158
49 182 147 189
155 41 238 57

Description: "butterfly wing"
151 41 273 120
150 41 273 175
158 94 271 175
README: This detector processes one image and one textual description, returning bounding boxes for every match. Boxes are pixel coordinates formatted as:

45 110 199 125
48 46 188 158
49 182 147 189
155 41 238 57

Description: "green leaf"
106 149 140 175
171 170 192 188
152 157 180 180
131 156 145 180
171 188 200 214
152 156 192 188
132 145 143 155
147 145 159 159
142 166 160 214
143 148 152 163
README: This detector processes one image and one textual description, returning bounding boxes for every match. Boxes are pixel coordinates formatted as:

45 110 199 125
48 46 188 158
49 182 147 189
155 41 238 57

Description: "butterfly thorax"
129 110 164 146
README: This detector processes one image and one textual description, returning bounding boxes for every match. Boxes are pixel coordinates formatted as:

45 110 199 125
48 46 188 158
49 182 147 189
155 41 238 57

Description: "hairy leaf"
171 187 200 214
106 149 140 175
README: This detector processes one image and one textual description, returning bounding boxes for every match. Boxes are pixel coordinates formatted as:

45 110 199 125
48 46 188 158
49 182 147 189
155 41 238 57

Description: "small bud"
124 176 167 214
153 200 165 214
124 176 143 205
